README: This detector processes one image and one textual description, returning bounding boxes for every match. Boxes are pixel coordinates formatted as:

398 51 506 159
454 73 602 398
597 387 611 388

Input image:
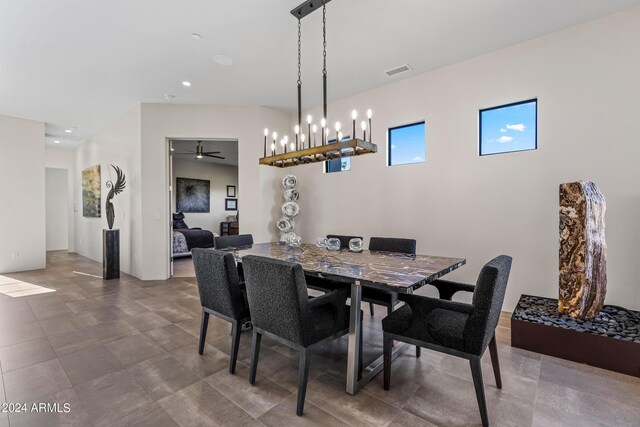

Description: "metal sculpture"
105 165 126 230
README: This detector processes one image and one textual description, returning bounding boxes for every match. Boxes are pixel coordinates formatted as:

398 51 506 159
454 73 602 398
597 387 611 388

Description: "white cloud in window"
497 136 514 143
412 156 423 162
506 123 526 132
500 128 507 132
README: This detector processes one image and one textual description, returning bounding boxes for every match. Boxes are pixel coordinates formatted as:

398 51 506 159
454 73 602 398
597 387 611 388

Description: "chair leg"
229 320 241 374
296 349 311 416
249 331 262 385
415 346 421 358
488 334 502 389
198 309 210 355
383 333 392 390
369 302 375 316
470 357 489 427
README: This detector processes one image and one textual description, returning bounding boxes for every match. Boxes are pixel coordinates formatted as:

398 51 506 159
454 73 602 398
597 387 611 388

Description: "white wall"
75 105 142 277
172 158 239 232
287 8 640 311
45 168 69 251
139 104 289 280
0 114 46 273
45 146 76 252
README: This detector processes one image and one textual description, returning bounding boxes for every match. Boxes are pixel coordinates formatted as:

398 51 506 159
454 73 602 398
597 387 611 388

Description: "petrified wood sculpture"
558 181 607 319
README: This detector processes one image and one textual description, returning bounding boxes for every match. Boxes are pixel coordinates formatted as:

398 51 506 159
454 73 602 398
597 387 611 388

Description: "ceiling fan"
173 141 225 160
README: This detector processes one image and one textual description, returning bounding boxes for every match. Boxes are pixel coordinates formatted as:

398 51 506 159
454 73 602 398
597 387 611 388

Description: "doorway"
45 168 69 251
168 139 239 277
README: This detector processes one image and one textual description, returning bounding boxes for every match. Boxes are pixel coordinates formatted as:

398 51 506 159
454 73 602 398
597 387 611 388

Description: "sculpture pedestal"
103 229 120 280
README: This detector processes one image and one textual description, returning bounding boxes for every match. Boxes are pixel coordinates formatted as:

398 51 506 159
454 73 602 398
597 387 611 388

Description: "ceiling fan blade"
202 151 222 154
204 154 226 159
173 152 196 155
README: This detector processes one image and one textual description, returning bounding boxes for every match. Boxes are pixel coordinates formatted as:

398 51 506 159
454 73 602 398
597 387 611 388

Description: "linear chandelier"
259 0 377 168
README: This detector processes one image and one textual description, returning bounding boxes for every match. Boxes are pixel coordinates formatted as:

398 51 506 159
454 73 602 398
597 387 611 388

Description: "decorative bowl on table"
326 238 341 251
349 238 364 252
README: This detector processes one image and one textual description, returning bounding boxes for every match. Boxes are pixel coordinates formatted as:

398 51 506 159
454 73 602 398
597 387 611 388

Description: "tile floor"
0 251 639 426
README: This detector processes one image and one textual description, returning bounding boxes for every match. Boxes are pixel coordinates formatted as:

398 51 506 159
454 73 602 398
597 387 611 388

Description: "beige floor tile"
76 370 154 426
3 359 71 402
158 380 256 426
206 363 291 418
128 354 200 400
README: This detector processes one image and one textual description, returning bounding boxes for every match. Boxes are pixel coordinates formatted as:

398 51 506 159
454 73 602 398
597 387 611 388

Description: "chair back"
464 255 512 354
326 234 363 249
369 237 416 255
215 234 254 249
242 255 312 346
192 249 246 320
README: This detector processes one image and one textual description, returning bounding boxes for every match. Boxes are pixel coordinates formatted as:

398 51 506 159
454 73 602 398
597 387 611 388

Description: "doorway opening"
168 139 239 278
45 168 69 252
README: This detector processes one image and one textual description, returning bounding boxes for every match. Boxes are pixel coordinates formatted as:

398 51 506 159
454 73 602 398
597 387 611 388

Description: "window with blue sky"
388 122 426 166
325 136 351 173
479 99 537 156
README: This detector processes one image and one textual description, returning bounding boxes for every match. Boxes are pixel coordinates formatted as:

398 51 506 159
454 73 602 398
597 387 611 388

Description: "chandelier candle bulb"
312 124 317 147
307 115 312 144
264 128 269 157
271 142 275 156
321 118 326 145
367 109 373 142
338 131 343 142
361 121 367 141
335 122 341 142
301 133 306 149
351 110 358 138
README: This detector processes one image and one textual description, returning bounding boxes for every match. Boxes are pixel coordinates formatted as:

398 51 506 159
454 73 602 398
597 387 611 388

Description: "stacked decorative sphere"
278 175 301 246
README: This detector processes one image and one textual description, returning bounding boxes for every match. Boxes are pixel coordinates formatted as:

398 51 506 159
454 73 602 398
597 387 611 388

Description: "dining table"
223 242 466 394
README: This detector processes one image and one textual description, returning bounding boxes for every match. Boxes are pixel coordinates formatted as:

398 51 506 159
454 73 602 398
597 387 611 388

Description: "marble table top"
223 242 466 292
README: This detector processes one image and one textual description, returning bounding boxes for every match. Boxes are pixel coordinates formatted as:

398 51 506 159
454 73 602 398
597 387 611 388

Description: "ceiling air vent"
384 64 412 77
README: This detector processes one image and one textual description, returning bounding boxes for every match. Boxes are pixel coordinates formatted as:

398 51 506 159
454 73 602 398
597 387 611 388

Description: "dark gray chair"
365 237 417 317
215 234 253 281
382 255 512 427
215 234 254 249
326 234 363 249
192 249 250 374
242 255 351 416
306 234 363 293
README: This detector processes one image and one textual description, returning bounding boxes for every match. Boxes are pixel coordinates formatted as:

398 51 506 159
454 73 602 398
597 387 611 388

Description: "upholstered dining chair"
381 255 512 427
214 234 254 281
192 249 250 375
365 237 417 317
242 255 351 416
306 234 363 294
214 233 254 249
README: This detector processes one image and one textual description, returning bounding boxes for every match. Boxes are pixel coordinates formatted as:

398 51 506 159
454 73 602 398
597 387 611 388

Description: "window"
388 122 426 166
479 99 537 156
325 136 351 173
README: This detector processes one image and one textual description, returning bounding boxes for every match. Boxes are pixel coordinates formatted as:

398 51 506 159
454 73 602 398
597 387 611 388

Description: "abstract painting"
176 177 210 213
82 165 101 217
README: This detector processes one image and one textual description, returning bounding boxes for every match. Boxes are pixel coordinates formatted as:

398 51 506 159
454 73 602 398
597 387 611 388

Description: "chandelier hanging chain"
322 2 327 77
322 0 328 122
297 15 303 132
297 19 302 86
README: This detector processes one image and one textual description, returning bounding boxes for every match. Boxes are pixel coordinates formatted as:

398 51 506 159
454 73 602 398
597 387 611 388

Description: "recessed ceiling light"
213 54 234 66
164 94 176 100
191 33 202 40
182 81 192 87
54 140 60 144
64 129 73 133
